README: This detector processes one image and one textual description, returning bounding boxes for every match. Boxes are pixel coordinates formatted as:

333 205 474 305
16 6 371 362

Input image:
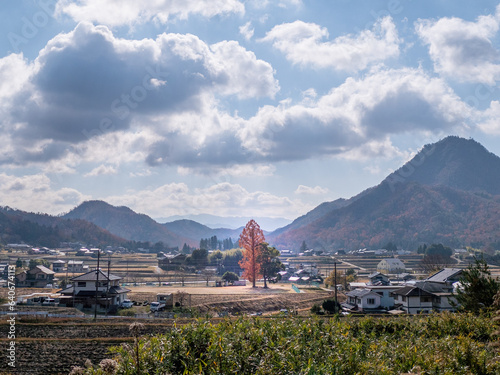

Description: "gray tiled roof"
70 269 121 282
426 268 462 283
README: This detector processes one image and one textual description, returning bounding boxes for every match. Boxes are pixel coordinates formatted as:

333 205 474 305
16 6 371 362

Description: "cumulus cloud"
261 16 400 71
478 100 500 134
84 165 118 177
238 67 472 162
1 22 278 167
240 21 255 40
0 173 88 214
416 6 500 84
55 0 245 27
105 182 309 218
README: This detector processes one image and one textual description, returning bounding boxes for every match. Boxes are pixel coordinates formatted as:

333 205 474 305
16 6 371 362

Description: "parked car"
150 301 166 312
120 299 133 308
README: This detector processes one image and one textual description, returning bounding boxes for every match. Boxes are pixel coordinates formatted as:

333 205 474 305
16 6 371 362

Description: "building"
58 269 130 313
52 260 66 273
67 260 86 273
392 285 435 314
377 258 406 274
344 285 402 312
368 272 390 286
16 265 56 288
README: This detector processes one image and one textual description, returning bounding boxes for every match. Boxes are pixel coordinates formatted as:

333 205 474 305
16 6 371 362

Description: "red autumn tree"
238 219 265 288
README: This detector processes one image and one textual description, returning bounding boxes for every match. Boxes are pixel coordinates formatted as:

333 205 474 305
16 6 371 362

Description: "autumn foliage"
238 219 265 288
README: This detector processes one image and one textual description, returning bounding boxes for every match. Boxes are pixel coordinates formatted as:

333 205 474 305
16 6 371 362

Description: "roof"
31 265 55 275
392 286 434 297
52 260 66 264
379 258 405 266
70 269 121 282
426 268 462 283
368 272 388 279
68 260 84 265
347 288 380 298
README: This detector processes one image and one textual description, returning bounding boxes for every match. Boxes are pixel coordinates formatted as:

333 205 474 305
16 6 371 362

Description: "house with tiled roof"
58 269 130 313
16 265 56 288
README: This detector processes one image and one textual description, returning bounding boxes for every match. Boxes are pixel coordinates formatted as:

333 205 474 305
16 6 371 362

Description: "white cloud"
261 16 400 71
0 23 278 168
240 21 255 40
55 0 245 27
238 67 472 162
295 185 329 195
0 173 88 214
105 182 310 218
84 165 118 177
416 6 500 84
478 100 500 134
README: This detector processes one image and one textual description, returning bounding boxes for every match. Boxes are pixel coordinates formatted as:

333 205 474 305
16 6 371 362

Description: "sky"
1 0 500 226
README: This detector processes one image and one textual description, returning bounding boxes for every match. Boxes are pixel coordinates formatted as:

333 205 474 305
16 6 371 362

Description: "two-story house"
58 269 130 312
16 265 56 288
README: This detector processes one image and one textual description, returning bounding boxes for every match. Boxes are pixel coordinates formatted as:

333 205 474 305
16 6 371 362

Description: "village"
1 241 495 318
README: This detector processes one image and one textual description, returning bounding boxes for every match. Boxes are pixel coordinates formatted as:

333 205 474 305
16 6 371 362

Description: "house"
368 272 390 286
67 260 85 273
344 285 402 312
345 289 382 312
58 269 130 312
392 285 434 314
52 260 66 273
426 268 462 284
16 265 56 288
158 253 187 270
377 258 406 274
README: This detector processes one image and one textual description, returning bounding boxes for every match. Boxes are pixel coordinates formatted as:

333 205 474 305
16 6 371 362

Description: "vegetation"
454 257 500 314
258 242 284 288
238 220 265 288
221 271 239 284
84 313 499 374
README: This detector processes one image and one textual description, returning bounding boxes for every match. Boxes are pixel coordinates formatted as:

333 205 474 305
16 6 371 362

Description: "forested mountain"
0 206 126 247
269 136 500 251
63 200 194 247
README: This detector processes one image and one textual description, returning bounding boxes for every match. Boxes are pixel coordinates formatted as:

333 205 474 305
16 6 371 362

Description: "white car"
120 299 133 308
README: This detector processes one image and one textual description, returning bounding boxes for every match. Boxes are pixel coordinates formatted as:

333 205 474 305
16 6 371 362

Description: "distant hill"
158 214 291 232
162 219 242 242
269 136 500 251
0 206 126 248
64 200 194 247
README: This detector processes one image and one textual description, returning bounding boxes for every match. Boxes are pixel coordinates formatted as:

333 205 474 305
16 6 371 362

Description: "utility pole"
94 251 100 320
334 259 338 314
106 255 110 317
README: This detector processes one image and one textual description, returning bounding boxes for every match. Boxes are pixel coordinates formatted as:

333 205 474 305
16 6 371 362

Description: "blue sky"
1 0 500 226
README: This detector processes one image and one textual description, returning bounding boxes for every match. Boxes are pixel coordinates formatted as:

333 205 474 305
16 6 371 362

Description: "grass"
82 312 500 375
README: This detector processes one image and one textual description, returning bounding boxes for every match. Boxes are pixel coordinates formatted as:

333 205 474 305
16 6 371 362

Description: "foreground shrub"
85 313 500 375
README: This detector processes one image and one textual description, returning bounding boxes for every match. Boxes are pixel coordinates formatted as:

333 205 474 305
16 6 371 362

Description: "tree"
300 241 308 252
322 299 341 314
420 243 454 273
238 220 265 288
258 243 284 288
188 248 208 269
454 257 500 313
222 271 239 285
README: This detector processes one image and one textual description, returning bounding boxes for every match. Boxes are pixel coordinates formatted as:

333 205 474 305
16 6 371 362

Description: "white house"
345 289 382 312
67 260 86 273
377 258 406 274
392 285 434 314
52 260 66 273
58 269 130 312
344 285 402 312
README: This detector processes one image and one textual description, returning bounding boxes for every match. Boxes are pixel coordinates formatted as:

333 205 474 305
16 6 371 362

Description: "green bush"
86 313 499 374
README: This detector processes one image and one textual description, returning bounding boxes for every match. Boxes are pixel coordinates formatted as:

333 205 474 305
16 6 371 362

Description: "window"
77 282 86 287
402 296 407 302
367 298 376 305
420 296 432 303
376 292 383 296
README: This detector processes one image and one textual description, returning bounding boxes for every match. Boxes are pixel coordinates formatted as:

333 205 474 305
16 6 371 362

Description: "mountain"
158 214 292 231
162 219 242 242
269 136 500 251
64 200 194 247
0 206 126 247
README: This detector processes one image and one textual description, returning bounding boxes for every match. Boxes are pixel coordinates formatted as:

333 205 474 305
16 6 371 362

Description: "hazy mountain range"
1 136 500 252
